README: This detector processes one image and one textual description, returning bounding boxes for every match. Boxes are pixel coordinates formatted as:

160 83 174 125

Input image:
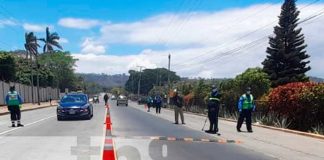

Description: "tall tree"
125 68 180 95
24 32 39 103
37 27 62 104
262 0 310 87
38 51 78 91
0 52 16 82
24 32 39 58
39 27 63 53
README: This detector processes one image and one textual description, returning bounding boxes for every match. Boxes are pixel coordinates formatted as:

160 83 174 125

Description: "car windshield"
61 95 87 103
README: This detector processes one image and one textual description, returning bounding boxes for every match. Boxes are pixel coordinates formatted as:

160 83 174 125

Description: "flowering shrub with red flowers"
268 82 324 131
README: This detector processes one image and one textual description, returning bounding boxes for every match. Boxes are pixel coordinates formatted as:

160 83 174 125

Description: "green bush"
220 68 271 112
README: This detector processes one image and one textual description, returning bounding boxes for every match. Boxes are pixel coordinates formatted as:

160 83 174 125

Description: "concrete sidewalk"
0 101 57 115
129 101 324 160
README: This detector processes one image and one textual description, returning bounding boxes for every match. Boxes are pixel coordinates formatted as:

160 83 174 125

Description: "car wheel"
86 113 92 120
57 116 63 121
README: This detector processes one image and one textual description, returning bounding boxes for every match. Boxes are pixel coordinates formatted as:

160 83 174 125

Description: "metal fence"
0 81 59 105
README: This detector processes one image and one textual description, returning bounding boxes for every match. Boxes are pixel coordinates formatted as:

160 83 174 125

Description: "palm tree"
39 27 63 102
24 32 39 57
24 32 40 104
39 27 63 53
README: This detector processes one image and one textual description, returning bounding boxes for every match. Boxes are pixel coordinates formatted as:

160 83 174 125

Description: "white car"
117 95 128 106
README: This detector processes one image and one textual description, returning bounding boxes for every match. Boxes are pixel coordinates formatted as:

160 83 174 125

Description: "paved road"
110 100 274 160
0 101 106 160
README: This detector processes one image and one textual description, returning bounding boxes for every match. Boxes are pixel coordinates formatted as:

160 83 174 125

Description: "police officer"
205 85 221 134
155 94 162 114
237 87 255 133
104 93 109 105
172 89 185 124
5 86 23 127
146 96 153 112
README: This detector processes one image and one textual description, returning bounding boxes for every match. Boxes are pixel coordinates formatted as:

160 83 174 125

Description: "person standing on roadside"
237 87 256 133
146 96 153 112
5 86 24 127
155 94 162 114
172 89 185 124
205 85 221 134
104 93 109 106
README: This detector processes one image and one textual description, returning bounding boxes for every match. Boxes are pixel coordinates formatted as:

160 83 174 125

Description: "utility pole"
29 52 34 104
36 56 40 105
137 66 144 98
131 74 134 94
167 54 171 105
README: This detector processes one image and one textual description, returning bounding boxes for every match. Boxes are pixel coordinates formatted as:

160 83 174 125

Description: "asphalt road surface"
0 99 275 160
0 101 106 160
110 101 275 160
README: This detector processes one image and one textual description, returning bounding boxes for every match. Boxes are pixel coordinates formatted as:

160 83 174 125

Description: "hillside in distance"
310 76 324 83
78 73 129 88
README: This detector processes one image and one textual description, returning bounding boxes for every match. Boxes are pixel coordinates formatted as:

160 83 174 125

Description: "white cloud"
73 54 134 74
58 18 102 29
81 38 106 54
74 3 324 78
59 38 69 44
22 23 52 32
0 19 17 28
98 4 280 47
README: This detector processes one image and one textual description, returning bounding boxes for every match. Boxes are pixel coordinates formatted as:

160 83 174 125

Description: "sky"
0 0 323 78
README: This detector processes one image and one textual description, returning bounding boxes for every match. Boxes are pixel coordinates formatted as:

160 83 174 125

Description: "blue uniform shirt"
5 91 23 105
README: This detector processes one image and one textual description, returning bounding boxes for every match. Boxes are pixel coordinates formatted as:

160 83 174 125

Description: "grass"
311 123 324 135
253 112 292 129
170 105 324 135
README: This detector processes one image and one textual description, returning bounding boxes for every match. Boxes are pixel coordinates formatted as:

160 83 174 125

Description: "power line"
163 0 204 48
196 0 282 48
154 0 187 46
173 6 324 72
172 0 322 67
174 36 268 71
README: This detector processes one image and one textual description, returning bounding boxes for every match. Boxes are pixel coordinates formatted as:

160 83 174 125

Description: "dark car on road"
57 93 93 120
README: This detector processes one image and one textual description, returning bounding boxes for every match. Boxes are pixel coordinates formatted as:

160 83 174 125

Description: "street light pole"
137 66 144 98
167 54 171 105
36 55 40 105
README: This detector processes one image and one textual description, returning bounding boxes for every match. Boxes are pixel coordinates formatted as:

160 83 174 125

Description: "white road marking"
162 144 168 157
0 115 56 136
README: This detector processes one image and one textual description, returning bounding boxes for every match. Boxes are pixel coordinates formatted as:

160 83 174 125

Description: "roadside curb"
163 107 324 141
0 104 56 116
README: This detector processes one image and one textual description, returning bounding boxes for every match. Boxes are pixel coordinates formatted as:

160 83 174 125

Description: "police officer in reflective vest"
5 86 23 127
205 85 221 134
237 87 255 133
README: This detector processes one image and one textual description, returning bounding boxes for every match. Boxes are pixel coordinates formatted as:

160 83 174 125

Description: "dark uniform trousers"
208 101 219 132
156 103 161 113
8 105 21 121
237 109 252 131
